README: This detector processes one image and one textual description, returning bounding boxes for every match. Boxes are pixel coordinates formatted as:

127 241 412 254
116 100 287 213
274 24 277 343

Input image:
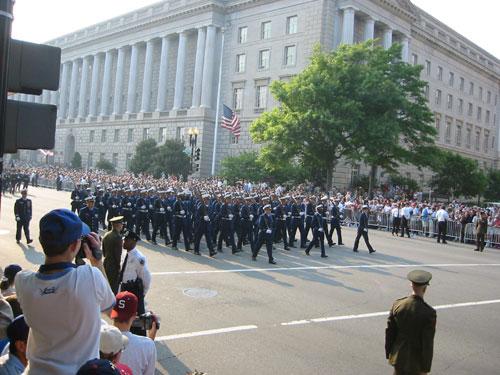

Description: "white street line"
155 325 258 342
151 263 500 276
281 299 500 326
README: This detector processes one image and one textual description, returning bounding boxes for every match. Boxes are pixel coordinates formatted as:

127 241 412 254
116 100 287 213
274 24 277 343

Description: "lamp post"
187 127 199 172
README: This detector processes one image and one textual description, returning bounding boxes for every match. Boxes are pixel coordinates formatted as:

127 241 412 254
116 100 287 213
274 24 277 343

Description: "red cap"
115 363 133 375
111 291 138 321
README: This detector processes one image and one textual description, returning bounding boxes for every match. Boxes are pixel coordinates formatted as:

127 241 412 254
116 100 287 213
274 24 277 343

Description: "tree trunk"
368 165 377 199
325 160 335 192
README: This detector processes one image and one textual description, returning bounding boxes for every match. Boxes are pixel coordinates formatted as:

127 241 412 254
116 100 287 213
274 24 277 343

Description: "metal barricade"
445 220 462 242
487 227 500 247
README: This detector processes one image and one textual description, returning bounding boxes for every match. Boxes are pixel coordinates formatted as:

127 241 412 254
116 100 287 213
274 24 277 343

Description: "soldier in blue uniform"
217 194 238 253
274 196 290 250
135 190 151 241
107 189 122 230
301 196 315 248
14 189 33 244
95 188 108 230
70 183 83 213
79 196 99 233
194 194 216 256
353 205 376 254
289 196 304 248
152 191 170 245
305 204 328 258
237 196 254 251
172 191 191 251
252 204 276 264
121 189 136 231
328 199 344 246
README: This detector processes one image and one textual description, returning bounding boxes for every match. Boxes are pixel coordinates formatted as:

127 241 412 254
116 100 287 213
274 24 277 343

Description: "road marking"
281 299 500 326
155 325 258 342
151 263 500 276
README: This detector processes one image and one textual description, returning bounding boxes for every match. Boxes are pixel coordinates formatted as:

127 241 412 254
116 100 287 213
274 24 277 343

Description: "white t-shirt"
120 331 156 375
436 209 449 222
15 265 115 375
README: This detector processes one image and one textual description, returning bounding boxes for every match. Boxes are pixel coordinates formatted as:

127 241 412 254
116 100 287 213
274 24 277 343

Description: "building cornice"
376 0 418 23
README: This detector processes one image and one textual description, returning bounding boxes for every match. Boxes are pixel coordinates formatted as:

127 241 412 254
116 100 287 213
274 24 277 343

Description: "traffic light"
195 148 201 161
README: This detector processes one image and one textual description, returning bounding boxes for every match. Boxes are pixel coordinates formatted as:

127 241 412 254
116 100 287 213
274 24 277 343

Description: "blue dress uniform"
164 191 175 243
107 191 122 229
182 194 194 246
305 205 327 257
217 196 237 253
289 198 304 248
135 193 151 241
194 195 216 256
172 195 191 251
152 193 170 245
252 205 276 264
353 206 375 253
121 192 136 231
79 198 99 233
70 186 83 213
237 198 254 251
14 191 32 243
95 190 108 230
274 198 290 250
302 199 315 246
328 202 344 245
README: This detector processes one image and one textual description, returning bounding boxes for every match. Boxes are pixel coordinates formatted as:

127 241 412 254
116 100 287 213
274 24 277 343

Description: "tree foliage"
388 174 420 194
430 151 487 199
150 139 191 179
250 42 437 192
95 159 116 174
484 169 500 202
129 139 158 174
71 152 82 169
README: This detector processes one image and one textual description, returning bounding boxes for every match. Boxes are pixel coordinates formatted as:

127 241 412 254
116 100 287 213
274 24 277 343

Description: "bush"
95 159 116 174
71 152 82 169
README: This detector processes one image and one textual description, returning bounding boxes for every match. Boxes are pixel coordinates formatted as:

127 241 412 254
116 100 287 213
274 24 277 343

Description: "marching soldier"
107 189 122 229
121 190 136 232
194 193 216 256
79 196 99 233
172 192 191 251
353 205 376 254
252 204 276 264
329 199 344 246
217 194 238 253
135 190 151 241
301 196 315 247
274 196 290 250
95 189 108 230
70 183 83 213
103 216 124 294
14 189 33 244
385 270 436 375
289 196 303 248
152 191 170 245
237 196 254 251
305 204 328 258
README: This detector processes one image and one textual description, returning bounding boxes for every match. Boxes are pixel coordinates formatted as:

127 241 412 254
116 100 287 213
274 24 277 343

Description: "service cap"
109 216 124 223
407 270 432 285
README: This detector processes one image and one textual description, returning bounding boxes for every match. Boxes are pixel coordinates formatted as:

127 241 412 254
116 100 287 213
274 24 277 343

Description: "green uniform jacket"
476 218 488 235
102 229 123 294
385 295 437 374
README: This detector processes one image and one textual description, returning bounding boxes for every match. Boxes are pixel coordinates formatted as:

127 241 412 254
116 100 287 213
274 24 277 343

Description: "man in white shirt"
435 205 449 244
112 292 157 375
15 209 115 375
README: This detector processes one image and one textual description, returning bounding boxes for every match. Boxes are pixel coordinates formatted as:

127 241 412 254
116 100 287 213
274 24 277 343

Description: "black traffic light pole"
0 0 14 217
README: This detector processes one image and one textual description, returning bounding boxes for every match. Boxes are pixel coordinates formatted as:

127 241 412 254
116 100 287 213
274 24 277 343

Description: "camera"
77 236 103 260
132 312 159 331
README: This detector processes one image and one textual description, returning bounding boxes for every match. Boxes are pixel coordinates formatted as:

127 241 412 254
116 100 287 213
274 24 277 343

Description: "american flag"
221 104 241 138
38 149 54 157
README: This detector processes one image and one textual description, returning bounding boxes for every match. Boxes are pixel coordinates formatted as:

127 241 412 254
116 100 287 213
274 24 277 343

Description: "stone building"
11 0 500 189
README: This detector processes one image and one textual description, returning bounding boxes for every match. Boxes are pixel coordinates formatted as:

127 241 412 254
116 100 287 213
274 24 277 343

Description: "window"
475 130 480 151
448 72 454 87
127 128 134 142
284 45 296 66
230 134 239 144
112 153 118 167
459 77 464 91
412 54 418 65
469 82 474 95
425 60 431 76
286 16 298 34
467 103 473 116
455 122 462 146
113 129 120 143
466 127 471 148
233 88 243 110
101 129 107 143
142 128 149 141
484 131 489 153
158 127 166 143
479 86 483 100
435 114 441 139
485 110 490 124
258 49 270 70
99 152 105 161
487 90 491 103
261 21 271 40
477 107 482 121
89 130 95 143
125 153 132 169
88 152 93 167
238 26 247 43
236 54 246 73
435 89 441 105
445 119 452 143
424 85 429 101
458 99 463 114
437 66 443 81
447 94 453 110
256 85 268 109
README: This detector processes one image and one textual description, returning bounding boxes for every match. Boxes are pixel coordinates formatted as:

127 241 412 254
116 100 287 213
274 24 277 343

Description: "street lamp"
187 127 199 172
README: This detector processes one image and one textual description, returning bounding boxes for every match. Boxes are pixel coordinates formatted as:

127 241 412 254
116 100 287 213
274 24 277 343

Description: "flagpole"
211 27 225 176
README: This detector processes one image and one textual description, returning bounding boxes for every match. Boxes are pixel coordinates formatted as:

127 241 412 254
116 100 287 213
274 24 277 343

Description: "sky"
10 0 500 59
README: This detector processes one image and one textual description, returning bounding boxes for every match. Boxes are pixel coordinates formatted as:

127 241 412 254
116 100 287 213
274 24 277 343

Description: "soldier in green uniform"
385 270 436 375
103 216 124 294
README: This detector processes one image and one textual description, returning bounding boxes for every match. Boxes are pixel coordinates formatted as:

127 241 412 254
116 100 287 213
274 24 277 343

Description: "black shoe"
338 243 345 245
353 249 359 252
269 260 277 265
172 246 178 251
252 256 257 261
152 240 157 245
480 249 484 252
194 251 201 255
474 248 480 251
369 249 376 254
209 252 217 257
232 249 242 254
321 254 328 258
16 240 20 244
165 240 171 246
185 248 192 252
442 241 447 244
284 247 290 251
305 250 310 256
27 239 33 244
218 248 223 253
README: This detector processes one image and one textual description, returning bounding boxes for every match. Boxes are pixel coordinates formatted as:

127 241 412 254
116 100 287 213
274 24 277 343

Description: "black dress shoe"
369 249 376 254
338 243 345 245
27 239 33 244
474 248 480 251
194 251 201 255
305 250 310 256
252 256 257 261
152 240 158 245
353 249 359 252
209 252 217 257
16 240 20 244
321 254 328 258
269 260 277 265
284 247 290 251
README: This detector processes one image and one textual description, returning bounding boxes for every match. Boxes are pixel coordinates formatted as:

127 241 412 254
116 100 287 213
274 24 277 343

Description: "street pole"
211 28 225 176
0 0 14 218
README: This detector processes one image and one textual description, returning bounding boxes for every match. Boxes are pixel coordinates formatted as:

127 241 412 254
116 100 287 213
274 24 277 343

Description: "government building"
11 0 500 189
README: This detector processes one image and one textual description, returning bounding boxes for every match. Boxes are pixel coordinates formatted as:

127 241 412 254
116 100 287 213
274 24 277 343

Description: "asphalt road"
1 187 500 375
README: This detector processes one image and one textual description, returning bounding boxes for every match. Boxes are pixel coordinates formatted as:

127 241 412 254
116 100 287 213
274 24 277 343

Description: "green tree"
71 151 82 169
430 151 487 200
151 139 191 179
484 169 500 202
129 139 158 174
95 159 116 174
220 152 266 185
388 174 420 194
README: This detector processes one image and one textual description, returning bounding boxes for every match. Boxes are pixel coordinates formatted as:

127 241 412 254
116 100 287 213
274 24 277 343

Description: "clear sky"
10 0 500 59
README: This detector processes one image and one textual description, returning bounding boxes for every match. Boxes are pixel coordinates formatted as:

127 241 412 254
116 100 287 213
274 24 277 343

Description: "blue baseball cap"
39 208 91 248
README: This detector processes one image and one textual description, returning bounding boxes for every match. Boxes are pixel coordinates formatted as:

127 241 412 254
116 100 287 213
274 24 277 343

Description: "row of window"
232 84 269 111
236 45 297 72
413 54 497 106
435 114 494 153
237 15 298 44
88 127 169 143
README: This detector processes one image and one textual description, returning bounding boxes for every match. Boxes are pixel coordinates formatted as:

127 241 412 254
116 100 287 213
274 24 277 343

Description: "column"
113 46 127 115
156 36 171 112
126 43 139 113
364 17 375 41
42 90 50 104
173 31 188 110
141 40 155 112
78 56 90 118
88 53 102 117
100 50 114 116
200 25 216 108
50 91 58 106
191 27 206 108
58 62 70 118
341 7 355 45
383 27 393 49
401 36 409 62
68 59 81 118
20 94 27 102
